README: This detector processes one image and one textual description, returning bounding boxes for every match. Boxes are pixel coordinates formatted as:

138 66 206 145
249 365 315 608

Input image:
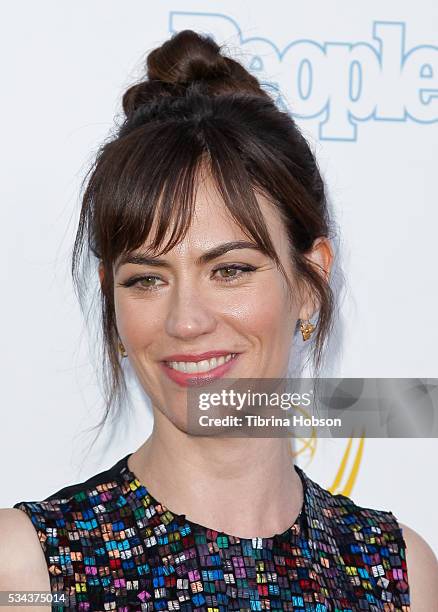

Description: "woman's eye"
138 276 163 288
119 275 164 290
213 265 256 283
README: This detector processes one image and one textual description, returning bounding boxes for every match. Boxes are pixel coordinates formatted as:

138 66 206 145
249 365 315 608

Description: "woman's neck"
128 413 303 539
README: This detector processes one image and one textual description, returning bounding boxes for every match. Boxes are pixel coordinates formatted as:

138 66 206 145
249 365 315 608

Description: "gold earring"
300 318 316 341
118 340 128 358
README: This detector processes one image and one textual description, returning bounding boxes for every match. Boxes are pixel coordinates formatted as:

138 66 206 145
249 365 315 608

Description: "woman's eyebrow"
115 240 264 271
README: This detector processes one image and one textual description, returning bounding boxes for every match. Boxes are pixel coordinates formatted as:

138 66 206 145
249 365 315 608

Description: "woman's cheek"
230 282 293 332
115 294 162 349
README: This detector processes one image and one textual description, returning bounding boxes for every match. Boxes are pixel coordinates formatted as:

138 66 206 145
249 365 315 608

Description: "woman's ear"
306 237 333 283
299 237 333 319
98 262 105 287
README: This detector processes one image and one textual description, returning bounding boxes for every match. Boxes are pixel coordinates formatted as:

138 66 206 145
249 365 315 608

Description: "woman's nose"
164 283 217 339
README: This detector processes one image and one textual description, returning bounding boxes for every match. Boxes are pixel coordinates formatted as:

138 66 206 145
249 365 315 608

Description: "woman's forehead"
145 189 284 252
108 159 287 272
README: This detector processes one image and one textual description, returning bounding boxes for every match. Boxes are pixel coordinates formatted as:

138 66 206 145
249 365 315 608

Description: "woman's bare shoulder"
0 508 51 602
399 522 438 610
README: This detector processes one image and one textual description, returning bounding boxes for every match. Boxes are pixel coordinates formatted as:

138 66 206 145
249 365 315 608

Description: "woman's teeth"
165 353 236 373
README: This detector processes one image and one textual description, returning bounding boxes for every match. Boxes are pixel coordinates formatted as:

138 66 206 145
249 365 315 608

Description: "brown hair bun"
122 29 268 118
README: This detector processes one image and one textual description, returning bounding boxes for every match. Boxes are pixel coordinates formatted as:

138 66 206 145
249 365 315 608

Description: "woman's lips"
159 353 240 387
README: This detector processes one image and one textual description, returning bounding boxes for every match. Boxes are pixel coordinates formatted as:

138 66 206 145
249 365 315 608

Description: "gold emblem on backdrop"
290 434 365 496
289 405 365 496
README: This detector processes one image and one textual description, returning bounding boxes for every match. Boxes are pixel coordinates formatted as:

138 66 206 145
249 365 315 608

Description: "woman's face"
106 171 324 431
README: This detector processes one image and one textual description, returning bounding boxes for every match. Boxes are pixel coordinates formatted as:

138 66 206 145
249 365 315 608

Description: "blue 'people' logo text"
169 12 438 141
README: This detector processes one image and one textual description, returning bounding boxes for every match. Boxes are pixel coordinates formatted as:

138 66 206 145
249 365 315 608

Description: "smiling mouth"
163 353 238 374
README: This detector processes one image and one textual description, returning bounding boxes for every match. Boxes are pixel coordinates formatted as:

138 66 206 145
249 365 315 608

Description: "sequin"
13 453 410 611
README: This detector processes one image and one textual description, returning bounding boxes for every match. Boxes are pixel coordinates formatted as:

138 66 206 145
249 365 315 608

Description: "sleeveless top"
13 453 410 611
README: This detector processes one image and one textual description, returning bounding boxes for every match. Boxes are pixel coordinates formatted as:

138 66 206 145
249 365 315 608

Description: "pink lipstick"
159 352 240 387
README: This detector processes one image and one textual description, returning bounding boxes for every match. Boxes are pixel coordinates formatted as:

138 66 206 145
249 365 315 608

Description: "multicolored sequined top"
14 453 410 611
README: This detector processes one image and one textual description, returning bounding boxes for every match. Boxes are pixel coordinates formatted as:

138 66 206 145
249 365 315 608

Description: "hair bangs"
102 119 289 284
94 121 204 269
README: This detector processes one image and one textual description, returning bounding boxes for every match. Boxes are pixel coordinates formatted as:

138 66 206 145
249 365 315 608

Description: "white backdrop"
1 0 437 555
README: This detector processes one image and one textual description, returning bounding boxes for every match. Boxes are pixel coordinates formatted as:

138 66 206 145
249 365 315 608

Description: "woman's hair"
72 29 337 438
